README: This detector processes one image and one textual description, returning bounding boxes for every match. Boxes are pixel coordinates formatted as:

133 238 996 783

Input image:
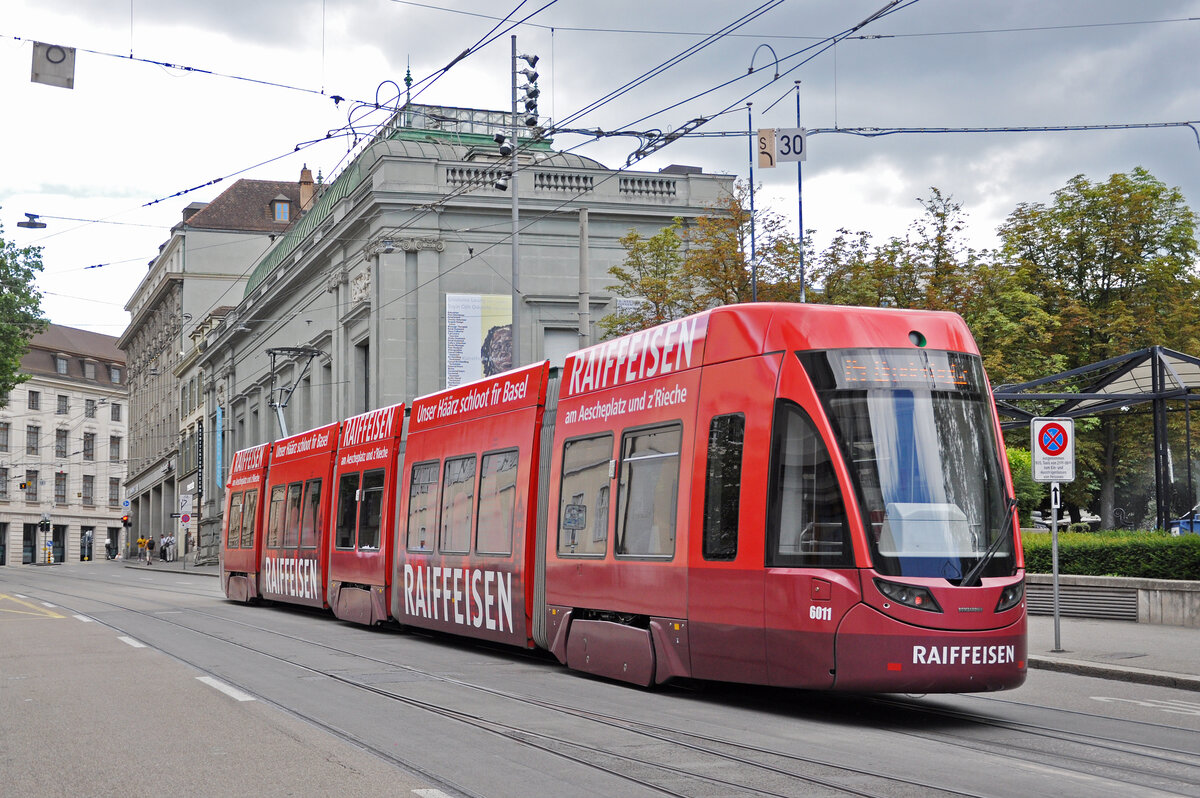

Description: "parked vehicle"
1170 504 1200 535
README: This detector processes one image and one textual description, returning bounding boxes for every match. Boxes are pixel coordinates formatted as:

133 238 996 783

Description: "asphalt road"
4 561 1199 798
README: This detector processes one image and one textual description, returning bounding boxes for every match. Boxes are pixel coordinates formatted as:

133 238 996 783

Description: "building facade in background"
190 104 734 561
118 173 313 560
0 325 127 565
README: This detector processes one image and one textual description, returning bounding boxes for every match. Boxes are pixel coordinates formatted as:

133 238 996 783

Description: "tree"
999 167 1200 364
998 168 1200 527
0 220 47 406
810 189 1060 384
679 181 806 306
600 223 695 339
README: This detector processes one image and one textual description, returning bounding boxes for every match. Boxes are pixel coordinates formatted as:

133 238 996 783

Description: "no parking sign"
1031 417 1075 482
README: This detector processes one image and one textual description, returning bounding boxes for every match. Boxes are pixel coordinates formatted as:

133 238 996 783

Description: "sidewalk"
118 558 1200 692
1027 614 1200 691
122 554 219 578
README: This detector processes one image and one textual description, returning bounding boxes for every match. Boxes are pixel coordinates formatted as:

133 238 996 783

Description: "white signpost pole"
1032 417 1075 652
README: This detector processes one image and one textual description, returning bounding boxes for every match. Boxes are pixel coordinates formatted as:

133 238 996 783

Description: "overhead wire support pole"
747 103 757 302
511 34 521 368
795 80 805 303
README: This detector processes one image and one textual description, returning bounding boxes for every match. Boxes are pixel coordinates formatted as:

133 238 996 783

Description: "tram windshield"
800 349 1013 580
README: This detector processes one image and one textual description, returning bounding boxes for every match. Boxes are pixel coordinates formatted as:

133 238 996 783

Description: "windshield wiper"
960 497 1018 587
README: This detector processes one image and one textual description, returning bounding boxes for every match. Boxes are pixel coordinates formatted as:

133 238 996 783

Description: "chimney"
182 202 208 223
300 164 314 212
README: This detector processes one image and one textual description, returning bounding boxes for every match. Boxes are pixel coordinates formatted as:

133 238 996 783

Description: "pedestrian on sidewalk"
146 535 155 565
136 534 148 563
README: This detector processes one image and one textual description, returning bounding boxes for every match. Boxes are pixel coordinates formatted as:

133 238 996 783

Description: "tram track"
12 570 1200 797
14 572 981 798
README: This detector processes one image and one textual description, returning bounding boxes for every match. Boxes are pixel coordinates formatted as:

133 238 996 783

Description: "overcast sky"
4 0 1199 338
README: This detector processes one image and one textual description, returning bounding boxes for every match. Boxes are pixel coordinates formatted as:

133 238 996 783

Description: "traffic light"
19 481 28 490
121 515 131 529
39 519 50 532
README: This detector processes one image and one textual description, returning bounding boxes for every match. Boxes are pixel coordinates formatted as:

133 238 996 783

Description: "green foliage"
1006 447 1044 525
1021 530 1200 579
601 222 696 339
0 219 48 404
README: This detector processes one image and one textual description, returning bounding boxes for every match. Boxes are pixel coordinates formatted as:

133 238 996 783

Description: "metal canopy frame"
993 346 1200 530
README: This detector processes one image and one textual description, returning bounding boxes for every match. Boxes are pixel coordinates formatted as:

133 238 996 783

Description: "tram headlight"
995 581 1024 612
874 578 943 613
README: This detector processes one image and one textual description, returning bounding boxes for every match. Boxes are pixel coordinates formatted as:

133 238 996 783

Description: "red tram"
222 303 1026 693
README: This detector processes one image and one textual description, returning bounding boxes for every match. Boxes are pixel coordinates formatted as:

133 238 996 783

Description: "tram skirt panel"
566 620 655 687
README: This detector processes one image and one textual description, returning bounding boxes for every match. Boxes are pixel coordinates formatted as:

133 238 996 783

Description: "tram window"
558 434 613 556
615 424 681 559
266 485 286 548
358 469 385 550
594 485 609 544
703 413 744 561
281 483 303 548
766 401 852 568
440 456 476 554
300 479 321 549
241 489 259 549
406 461 439 552
477 450 518 555
226 492 244 549
335 473 360 549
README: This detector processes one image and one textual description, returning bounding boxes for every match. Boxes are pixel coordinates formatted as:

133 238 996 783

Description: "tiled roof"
29 324 123 362
185 179 301 233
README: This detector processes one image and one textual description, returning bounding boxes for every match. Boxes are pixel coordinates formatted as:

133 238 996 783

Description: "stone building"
0 324 127 565
118 173 313 558
192 104 735 559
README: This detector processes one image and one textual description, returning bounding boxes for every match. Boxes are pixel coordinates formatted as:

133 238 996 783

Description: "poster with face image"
446 293 512 388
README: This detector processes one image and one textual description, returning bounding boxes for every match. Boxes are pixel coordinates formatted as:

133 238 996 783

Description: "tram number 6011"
809 605 832 621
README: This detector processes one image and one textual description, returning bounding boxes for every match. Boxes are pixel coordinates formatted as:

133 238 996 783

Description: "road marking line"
73 615 94 623
118 636 146 648
41 602 57 608
197 677 255 702
413 791 455 798
0 594 64 619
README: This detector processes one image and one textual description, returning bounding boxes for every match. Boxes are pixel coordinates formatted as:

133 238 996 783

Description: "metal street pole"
511 35 521 367
747 103 757 302
795 81 805 303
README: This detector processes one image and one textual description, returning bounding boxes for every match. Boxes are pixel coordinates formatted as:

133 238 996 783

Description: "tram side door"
687 356 780 684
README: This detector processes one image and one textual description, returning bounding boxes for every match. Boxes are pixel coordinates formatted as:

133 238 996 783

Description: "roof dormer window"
271 195 291 223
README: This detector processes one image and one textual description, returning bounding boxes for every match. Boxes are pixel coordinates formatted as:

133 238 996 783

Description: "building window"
56 429 68 458
110 366 121 384
84 362 96 380
0 421 9 453
83 432 95 461
0 468 8 500
55 472 67 504
110 436 121 462
25 471 38 501
57 395 69 414
109 478 120 506
82 475 95 506
55 357 68 375
272 199 290 222
26 426 39 455
111 402 122 422
85 399 97 418
28 391 40 410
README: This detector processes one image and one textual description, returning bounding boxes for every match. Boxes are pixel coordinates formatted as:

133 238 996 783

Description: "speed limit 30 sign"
1031 417 1074 482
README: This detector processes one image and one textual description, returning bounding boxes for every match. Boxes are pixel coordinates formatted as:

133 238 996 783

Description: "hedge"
1021 530 1200 580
